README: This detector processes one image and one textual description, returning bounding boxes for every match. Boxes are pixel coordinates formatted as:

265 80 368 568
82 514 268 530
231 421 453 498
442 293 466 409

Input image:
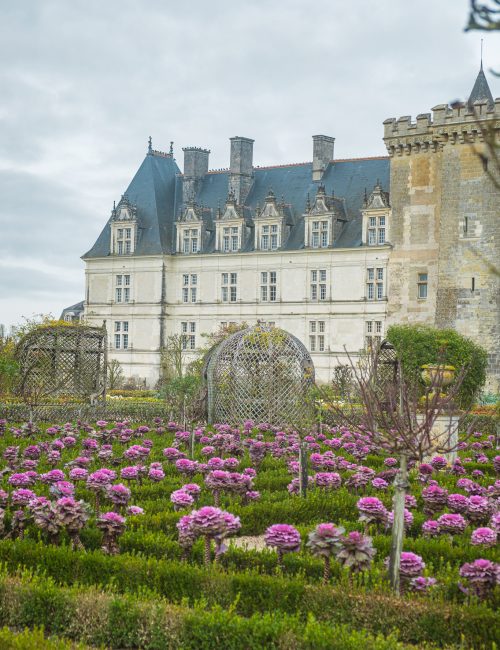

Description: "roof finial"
480 38 484 71
169 141 174 155
148 136 152 154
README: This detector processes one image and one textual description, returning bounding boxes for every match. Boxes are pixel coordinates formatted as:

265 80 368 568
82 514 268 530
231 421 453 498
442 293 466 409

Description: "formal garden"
0 319 498 649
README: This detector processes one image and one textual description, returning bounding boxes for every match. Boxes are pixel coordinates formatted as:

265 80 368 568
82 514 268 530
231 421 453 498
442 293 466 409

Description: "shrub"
386 324 488 408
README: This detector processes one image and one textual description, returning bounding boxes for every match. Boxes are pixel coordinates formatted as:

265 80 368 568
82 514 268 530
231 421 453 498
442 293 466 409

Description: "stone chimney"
229 136 254 204
182 147 210 204
312 135 335 181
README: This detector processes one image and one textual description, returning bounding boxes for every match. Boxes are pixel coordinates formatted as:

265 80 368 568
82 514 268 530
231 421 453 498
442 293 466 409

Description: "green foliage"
0 627 89 649
386 324 488 408
0 541 497 647
106 360 124 391
0 339 19 395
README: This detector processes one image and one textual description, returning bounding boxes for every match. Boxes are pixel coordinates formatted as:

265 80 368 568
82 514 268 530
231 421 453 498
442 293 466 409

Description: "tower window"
417 273 428 299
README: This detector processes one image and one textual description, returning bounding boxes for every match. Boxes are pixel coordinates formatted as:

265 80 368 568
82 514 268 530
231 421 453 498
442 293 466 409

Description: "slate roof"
468 64 494 109
60 301 85 319
82 152 180 258
83 150 390 258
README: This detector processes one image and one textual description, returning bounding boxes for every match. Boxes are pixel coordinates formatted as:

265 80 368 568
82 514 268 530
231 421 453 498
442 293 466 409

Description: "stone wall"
385 103 500 391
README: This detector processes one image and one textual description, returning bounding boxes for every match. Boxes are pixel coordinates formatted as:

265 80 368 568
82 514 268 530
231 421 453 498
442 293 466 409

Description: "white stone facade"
84 244 390 387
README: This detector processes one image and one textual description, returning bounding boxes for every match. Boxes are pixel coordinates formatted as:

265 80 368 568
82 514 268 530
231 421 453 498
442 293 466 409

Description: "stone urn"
421 364 455 388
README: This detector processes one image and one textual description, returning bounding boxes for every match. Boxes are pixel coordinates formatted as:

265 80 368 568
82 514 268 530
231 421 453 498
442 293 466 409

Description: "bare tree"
466 1 500 33
321 347 473 595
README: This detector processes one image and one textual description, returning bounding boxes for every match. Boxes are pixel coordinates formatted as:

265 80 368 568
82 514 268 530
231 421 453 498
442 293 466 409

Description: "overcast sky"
0 0 498 330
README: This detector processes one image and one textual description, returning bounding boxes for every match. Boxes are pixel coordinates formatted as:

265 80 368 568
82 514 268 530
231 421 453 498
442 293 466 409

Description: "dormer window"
182 228 200 253
117 228 133 254
311 220 330 248
367 215 386 245
362 182 390 246
215 190 246 253
304 185 344 248
260 224 279 250
110 196 138 255
254 189 286 251
222 226 240 252
176 199 203 254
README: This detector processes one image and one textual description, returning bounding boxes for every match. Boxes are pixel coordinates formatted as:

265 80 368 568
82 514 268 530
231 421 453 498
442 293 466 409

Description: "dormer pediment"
363 182 390 211
179 199 203 223
256 189 283 220
112 195 137 222
220 189 244 221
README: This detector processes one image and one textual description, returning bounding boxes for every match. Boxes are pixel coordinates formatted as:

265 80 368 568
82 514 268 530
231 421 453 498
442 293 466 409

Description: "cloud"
0 0 498 329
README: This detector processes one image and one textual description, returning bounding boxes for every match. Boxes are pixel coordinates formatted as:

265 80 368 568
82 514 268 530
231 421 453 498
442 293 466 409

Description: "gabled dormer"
361 182 391 246
110 195 138 255
254 189 286 251
215 189 247 252
176 198 203 254
303 185 346 248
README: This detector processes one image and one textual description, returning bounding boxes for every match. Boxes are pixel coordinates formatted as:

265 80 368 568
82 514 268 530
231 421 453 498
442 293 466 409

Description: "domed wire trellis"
206 324 315 426
15 324 107 404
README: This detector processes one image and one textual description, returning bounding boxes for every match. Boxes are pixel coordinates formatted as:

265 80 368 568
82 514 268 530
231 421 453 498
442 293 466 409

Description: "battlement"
383 98 500 155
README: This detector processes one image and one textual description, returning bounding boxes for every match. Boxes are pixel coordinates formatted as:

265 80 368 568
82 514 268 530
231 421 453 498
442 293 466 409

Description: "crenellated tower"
384 67 500 390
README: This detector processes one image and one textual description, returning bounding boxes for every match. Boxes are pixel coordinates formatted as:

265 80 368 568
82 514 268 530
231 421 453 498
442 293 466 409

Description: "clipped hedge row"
0 572 442 650
0 627 89 649
0 541 497 647
0 402 167 423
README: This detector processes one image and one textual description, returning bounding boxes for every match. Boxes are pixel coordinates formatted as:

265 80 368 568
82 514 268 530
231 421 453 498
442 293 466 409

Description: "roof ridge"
200 155 389 176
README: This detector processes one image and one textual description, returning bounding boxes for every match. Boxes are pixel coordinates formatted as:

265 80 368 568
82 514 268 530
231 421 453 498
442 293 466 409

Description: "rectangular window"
260 270 277 302
367 215 387 246
311 220 329 248
222 272 237 302
367 268 384 300
309 321 326 352
181 228 199 254
181 274 198 303
310 269 327 301
417 272 428 299
114 322 129 349
115 276 131 303
116 226 134 253
181 322 196 350
366 321 383 349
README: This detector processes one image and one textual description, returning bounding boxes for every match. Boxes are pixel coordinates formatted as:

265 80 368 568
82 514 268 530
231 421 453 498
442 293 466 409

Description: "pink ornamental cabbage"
336 531 376 573
490 512 500 533
170 489 194 510
371 478 389 491
437 513 467 535
399 552 425 579
467 495 491 523
265 524 301 553
422 520 440 537
447 493 469 514
69 468 88 482
315 472 342 489
181 483 201 497
127 505 144 516
387 508 414 529
459 559 500 599
175 458 199 475
410 576 437 592
40 469 65 484
356 496 388 524
12 488 36 505
148 468 165 482
471 527 497 547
